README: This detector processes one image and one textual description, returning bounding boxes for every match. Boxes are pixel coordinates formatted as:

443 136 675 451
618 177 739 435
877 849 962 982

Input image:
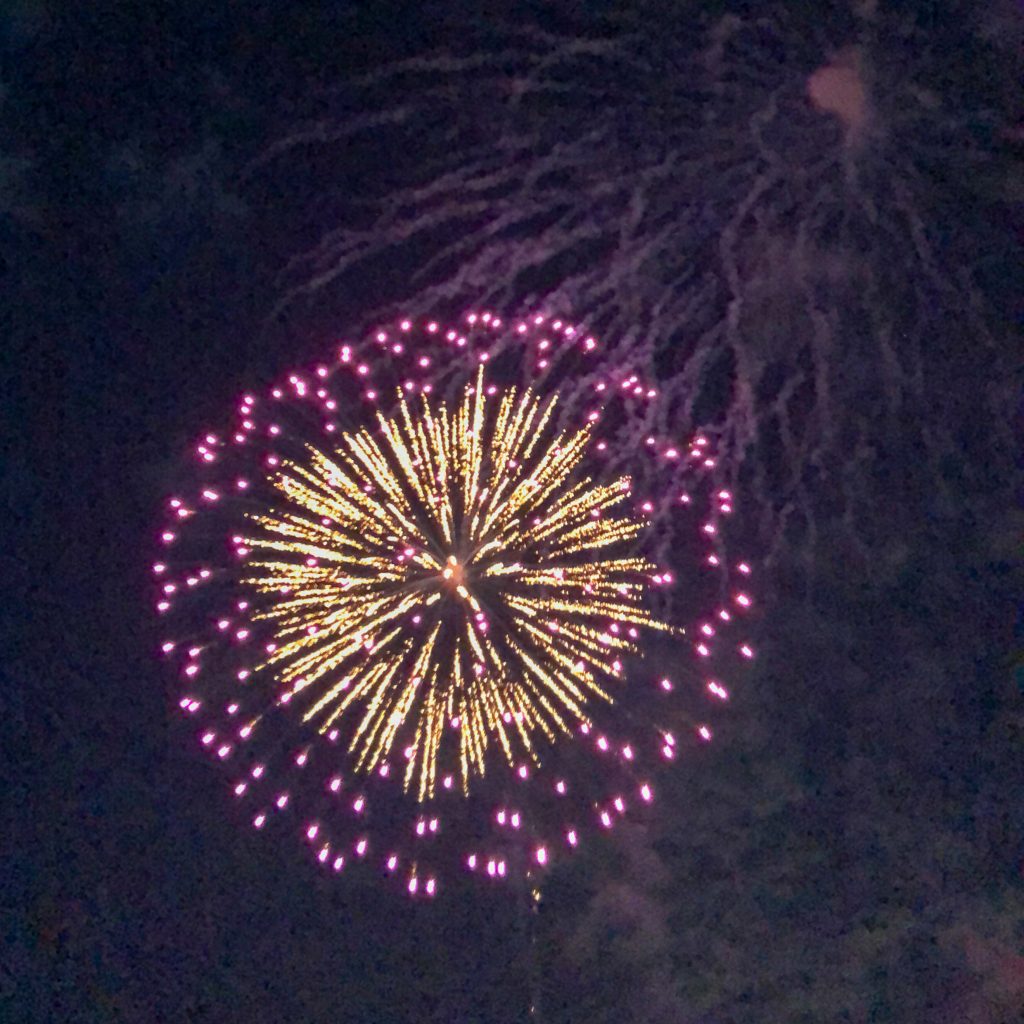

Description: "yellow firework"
240 369 672 801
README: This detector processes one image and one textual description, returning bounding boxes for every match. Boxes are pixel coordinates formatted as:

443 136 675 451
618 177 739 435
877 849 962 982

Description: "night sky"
4 3 1023 1022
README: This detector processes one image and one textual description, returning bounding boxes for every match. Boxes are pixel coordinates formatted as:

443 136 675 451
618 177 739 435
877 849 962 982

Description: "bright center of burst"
440 555 469 592
247 369 671 800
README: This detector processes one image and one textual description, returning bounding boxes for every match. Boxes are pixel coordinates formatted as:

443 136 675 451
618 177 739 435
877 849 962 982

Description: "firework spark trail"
155 311 756 895
263 4 1016 573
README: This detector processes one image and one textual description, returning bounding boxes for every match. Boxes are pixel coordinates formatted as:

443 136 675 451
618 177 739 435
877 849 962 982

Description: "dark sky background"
3 2 1022 1022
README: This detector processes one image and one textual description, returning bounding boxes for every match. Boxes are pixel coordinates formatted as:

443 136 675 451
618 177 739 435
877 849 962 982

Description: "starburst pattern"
154 311 755 895
242 371 671 801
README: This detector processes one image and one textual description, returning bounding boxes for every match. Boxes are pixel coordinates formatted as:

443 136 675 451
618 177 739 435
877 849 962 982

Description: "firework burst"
155 311 755 896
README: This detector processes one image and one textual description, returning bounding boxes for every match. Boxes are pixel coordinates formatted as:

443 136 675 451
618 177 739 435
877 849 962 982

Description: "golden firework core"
441 555 467 589
240 369 671 800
